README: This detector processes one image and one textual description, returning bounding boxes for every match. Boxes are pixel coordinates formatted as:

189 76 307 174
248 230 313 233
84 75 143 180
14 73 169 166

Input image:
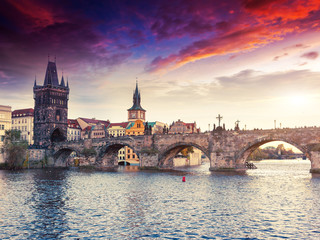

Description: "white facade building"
0 105 12 163
107 122 129 137
11 108 34 145
67 119 81 141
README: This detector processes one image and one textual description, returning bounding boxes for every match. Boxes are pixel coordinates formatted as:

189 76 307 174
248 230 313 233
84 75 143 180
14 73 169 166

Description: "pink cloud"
301 51 319 60
273 53 288 61
147 26 286 72
147 0 320 72
0 70 13 80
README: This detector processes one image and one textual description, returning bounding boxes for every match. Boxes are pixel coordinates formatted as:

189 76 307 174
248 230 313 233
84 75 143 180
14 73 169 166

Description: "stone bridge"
49 127 320 173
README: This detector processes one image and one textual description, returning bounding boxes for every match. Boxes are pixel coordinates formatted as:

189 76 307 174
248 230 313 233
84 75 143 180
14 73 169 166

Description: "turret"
60 75 65 87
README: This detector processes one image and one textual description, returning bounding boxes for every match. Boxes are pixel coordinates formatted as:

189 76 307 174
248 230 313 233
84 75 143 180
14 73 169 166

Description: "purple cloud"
301 51 319 60
273 53 288 61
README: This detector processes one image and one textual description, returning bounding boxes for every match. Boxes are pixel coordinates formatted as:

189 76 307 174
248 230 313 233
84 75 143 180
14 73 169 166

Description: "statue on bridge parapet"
163 125 168 134
144 121 153 135
213 114 226 132
234 120 240 131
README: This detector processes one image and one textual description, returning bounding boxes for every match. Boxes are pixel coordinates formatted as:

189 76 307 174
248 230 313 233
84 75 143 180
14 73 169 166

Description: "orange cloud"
147 26 290 72
243 0 320 22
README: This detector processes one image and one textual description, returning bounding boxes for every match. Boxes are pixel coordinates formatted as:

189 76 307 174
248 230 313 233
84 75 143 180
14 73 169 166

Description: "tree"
180 146 194 157
81 147 97 158
248 148 269 160
3 130 28 170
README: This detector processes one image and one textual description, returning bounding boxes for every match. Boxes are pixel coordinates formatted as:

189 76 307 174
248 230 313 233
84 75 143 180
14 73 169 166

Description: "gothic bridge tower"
33 60 69 147
128 81 146 122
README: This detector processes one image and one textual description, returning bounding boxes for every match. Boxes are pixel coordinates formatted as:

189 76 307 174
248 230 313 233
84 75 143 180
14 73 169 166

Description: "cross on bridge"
216 114 223 127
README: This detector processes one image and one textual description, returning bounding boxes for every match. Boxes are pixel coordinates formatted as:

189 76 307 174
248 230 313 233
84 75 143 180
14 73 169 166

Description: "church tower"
33 60 69 147
128 81 146 122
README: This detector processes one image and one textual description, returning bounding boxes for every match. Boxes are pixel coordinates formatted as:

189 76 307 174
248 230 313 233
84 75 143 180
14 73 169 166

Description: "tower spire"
60 70 65 87
128 80 145 111
44 59 59 86
34 75 37 87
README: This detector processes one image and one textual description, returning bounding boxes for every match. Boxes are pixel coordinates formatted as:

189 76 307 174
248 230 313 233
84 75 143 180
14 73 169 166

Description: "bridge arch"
53 147 80 167
50 128 66 143
159 141 210 168
235 137 308 167
98 142 138 168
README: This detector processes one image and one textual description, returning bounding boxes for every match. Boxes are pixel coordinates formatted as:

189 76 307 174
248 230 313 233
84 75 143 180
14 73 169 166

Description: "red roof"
68 119 81 129
108 122 129 128
12 108 34 117
83 126 92 131
185 123 195 129
79 117 110 126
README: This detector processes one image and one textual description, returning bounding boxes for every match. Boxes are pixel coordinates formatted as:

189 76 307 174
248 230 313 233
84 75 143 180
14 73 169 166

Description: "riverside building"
11 108 34 145
0 105 12 162
67 119 81 141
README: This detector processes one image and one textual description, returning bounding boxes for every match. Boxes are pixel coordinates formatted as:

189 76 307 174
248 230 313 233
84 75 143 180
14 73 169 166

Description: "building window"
56 110 61 121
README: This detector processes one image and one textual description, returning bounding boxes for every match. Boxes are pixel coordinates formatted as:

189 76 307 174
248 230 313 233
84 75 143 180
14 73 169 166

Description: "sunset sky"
1 0 320 131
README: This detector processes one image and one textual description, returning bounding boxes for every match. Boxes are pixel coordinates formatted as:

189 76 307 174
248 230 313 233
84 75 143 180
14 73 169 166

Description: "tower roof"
44 61 59 86
128 81 145 111
60 75 65 87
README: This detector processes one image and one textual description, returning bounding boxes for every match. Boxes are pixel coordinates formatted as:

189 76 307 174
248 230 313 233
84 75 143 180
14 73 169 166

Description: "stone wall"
139 153 159 169
309 151 320 173
51 127 320 172
0 152 4 163
27 149 47 168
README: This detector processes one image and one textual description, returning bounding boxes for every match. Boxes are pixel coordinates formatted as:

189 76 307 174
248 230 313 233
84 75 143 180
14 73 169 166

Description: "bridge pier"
98 153 119 170
139 153 160 169
209 151 241 172
309 151 320 173
209 151 246 172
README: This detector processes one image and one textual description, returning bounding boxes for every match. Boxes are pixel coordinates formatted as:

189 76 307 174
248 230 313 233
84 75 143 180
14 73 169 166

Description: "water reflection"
0 160 320 239
28 169 69 239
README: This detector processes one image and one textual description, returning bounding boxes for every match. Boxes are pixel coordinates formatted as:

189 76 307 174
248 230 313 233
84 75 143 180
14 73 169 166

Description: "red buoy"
182 176 186 182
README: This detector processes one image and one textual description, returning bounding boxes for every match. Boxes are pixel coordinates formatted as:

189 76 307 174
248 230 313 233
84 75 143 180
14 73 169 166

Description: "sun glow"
287 95 309 106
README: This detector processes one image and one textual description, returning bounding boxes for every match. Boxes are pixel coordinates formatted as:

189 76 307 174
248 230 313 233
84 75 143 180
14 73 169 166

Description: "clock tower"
128 81 146 122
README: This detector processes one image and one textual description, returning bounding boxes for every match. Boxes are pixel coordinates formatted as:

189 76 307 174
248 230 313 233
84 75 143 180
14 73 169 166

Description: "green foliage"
0 162 9 169
40 155 48 168
3 130 28 170
248 144 298 160
248 148 269 160
181 146 194 157
81 147 97 158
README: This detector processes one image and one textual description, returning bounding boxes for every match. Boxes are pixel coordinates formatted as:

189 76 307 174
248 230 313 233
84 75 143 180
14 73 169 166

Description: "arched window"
56 110 61 121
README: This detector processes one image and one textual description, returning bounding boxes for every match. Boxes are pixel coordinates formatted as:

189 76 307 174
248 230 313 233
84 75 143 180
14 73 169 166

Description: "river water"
0 160 320 239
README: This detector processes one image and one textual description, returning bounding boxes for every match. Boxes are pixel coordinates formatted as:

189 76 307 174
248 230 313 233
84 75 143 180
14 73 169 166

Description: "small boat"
245 161 257 169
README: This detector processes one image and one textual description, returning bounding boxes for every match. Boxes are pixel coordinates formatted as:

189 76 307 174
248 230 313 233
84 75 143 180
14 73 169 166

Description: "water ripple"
0 160 319 239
